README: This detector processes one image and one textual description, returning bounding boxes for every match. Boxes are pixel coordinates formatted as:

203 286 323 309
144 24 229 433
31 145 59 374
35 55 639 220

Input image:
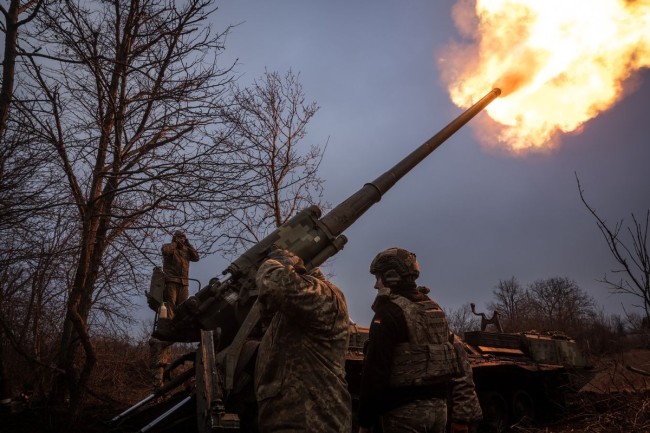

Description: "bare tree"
0 216 75 400
487 276 597 335
7 0 253 415
0 0 63 399
488 276 526 330
218 69 328 251
527 277 596 335
446 302 480 337
0 0 58 239
0 134 64 405
577 175 650 324
0 0 42 139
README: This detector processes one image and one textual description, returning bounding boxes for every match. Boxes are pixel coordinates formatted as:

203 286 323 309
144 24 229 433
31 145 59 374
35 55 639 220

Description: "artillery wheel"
481 391 508 432
511 389 535 425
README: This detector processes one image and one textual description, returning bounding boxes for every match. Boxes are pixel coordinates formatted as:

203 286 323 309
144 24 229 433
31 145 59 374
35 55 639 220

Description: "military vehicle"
109 89 504 432
113 323 592 432
463 329 593 430
345 323 593 432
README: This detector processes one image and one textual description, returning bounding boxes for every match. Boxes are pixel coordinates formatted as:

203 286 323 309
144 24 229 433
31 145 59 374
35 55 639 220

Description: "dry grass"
505 348 650 433
507 392 650 433
4 335 196 433
5 346 650 433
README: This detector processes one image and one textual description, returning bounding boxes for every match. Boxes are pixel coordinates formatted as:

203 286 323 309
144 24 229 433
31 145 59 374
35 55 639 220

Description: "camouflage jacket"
161 242 199 284
255 260 352 433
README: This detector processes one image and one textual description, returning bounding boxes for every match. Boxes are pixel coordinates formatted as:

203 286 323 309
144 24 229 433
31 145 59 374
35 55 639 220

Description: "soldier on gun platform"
149 230 200 389
358 247 482 433
161 230 200 309
254 247 352 433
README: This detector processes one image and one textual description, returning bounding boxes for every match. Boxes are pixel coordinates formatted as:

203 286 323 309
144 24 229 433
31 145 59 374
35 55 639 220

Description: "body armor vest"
388 294 460 387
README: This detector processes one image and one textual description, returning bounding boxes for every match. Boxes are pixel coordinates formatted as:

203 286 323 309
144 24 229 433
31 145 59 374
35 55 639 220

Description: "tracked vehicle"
345 325 593 432
463 329 593 430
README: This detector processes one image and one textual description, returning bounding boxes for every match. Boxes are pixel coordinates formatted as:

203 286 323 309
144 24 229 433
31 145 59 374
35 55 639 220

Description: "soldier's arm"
187 243 200 262
449 334 483 425
255 258 339 322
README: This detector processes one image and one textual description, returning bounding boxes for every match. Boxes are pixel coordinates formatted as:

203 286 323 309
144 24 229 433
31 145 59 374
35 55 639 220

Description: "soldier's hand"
450 422 469 433
267 245 306 274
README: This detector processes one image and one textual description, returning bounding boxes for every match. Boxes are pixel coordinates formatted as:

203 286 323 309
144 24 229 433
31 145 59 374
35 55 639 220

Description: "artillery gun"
108 89 501 432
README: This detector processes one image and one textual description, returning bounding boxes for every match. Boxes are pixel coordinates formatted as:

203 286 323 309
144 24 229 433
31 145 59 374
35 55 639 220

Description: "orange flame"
439 0 650 152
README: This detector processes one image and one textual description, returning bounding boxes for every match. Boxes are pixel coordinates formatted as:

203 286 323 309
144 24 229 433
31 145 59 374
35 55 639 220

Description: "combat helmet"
370 247 420 287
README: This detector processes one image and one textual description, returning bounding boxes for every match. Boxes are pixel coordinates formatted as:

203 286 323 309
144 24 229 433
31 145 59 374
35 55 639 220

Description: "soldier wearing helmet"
370 247 421 288
358 247 482 433
254 247 351 433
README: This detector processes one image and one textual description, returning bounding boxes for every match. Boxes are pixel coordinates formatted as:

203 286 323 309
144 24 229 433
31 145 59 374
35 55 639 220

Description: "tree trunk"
0 0 19 140
51 215 101 418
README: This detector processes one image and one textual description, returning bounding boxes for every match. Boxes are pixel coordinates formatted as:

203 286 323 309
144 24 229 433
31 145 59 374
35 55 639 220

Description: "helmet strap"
382 269 402 287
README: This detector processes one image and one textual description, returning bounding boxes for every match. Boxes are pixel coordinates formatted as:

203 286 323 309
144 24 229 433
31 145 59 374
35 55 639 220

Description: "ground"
511 348 650 433
3 349 650 433
582 349 650 394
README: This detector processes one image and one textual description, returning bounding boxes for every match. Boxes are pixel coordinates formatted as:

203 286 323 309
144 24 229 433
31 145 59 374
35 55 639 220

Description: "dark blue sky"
186 1 650 326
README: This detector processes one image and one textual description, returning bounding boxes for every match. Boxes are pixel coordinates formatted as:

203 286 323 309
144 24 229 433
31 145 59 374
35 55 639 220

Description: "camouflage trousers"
164 281 188 310
148 338 172 389
380 398 447 433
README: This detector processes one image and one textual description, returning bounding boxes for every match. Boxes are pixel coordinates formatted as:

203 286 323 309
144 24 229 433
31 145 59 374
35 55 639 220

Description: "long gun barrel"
154 88 501 344
321 88 501 235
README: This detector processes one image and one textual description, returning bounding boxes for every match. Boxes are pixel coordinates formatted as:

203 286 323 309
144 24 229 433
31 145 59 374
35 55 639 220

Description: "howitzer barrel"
320 88 501 236
153 88 500 344
142 88 502 433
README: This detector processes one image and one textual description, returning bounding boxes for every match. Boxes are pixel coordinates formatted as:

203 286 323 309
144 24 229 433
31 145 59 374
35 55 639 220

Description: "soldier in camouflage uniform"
358 247 482 433
161 230 200 308
255 247 352 433
149 230 200 389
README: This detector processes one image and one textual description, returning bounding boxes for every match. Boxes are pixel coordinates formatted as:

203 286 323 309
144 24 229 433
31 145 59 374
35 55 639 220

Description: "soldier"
161 230 200 308
149 230 199 389
255 247 352 433
358 247 482 433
